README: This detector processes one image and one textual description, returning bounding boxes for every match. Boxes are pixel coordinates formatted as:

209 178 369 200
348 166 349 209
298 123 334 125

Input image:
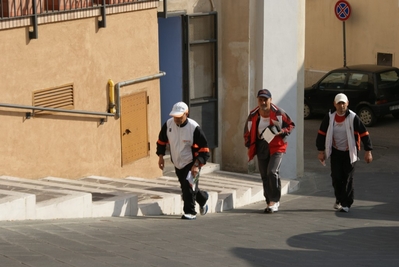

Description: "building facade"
1 0 305 181
305 0 399 86
160 0 305 180
1 1 163 179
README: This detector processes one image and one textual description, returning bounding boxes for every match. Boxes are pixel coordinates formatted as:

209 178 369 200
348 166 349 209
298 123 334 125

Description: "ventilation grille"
33 84 74 114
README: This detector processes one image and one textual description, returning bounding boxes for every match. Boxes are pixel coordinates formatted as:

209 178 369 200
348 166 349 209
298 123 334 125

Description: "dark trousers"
175 163 208 215
330 148 356 208
257 139 283 204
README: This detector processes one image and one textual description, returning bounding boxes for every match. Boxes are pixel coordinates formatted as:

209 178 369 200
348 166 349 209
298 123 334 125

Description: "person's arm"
279 111 295 136
316 113 330 151
191 126 209 177
156 122 169 170
192 126 210 166
354 116 373 163
243 115 252 148
316 113 330 165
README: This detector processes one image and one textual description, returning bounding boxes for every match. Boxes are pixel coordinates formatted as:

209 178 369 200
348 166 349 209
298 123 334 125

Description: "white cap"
334 93 348 103
169 102 188 117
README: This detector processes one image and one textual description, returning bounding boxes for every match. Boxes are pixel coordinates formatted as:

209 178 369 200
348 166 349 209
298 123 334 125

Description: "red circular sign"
335 0 351 21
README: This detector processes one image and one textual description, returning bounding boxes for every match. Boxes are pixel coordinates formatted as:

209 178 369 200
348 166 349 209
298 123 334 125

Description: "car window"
319 72 346 89
378 70 399 89
348 73 369 90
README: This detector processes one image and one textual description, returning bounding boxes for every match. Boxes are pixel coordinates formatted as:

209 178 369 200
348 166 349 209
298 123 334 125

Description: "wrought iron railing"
0 0 151 18
0 0 159 38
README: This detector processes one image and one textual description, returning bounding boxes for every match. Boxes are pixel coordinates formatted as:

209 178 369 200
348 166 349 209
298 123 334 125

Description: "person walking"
316 93 373 213
244 89 295 213
156 102 210 220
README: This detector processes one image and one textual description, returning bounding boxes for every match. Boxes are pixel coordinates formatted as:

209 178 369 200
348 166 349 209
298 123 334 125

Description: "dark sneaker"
181 214 196 220
200 204 208 215
264 207 273 213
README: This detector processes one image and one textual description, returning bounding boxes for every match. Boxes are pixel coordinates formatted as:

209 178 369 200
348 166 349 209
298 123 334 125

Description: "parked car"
304 64 399 126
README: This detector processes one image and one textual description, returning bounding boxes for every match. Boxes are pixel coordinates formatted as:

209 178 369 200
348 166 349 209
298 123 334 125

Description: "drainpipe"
115 71 166 119
108 79 116 114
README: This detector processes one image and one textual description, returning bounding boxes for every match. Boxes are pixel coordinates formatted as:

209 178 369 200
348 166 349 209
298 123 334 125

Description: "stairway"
0 162 299 221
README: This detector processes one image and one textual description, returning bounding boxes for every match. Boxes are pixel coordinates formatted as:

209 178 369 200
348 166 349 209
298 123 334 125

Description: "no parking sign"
335 0 351 21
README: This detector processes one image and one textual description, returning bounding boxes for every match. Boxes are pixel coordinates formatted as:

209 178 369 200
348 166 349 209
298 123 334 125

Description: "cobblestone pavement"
0 116 398 267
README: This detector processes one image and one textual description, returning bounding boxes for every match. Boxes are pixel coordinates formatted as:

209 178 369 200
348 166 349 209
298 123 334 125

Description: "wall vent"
377 52 393 66
32 83 74 114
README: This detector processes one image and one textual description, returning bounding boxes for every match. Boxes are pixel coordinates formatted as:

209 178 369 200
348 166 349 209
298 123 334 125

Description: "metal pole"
343 21 346 67
115 71 166 118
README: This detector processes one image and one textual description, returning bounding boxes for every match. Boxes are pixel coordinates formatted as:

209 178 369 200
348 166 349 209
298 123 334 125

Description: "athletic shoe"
181 214 196 220
200 204 208 215
333 202 342 210
264 207 273 214
340 207 349 213
271 202 279 212
264 202 279 213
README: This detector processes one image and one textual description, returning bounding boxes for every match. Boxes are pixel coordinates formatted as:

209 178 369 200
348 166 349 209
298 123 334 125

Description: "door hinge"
148 142 150 151
147 96 149 105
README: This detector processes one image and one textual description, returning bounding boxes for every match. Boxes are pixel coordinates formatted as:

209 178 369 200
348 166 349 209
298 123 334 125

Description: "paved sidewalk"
0 168 398 267
0 117 398 267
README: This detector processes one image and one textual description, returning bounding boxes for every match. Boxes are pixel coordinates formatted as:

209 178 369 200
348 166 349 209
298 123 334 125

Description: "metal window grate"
32 83 74 114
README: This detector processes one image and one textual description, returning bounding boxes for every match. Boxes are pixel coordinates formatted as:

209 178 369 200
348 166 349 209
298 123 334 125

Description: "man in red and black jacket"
244 89 295 214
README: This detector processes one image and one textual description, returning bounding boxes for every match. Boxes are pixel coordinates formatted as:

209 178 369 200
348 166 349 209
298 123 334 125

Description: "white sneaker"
271 202 279 212
340 207 349 213
181 214 196 220
268 202 279 213
333 202 342 210
200 204 208 215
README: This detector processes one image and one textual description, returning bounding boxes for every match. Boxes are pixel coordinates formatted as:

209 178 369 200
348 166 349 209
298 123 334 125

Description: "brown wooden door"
120 91 148 166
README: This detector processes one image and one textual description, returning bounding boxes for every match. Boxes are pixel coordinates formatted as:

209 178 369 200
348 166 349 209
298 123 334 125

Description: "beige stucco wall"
160 0 215 13
162 0 305 179
0 9 162 179
216 0 251 172
305 0 399 86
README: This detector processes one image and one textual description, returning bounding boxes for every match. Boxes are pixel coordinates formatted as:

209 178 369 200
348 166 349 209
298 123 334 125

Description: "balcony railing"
0 0 159 38
0 0 157 18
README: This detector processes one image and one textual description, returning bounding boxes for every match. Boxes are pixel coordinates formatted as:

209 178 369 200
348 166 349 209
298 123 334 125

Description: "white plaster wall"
261 0 305 179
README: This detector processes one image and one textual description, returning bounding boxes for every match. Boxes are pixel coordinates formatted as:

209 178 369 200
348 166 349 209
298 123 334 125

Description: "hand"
158 156 164 170
318 151 326 165
191 166 200 177
364 151 373 163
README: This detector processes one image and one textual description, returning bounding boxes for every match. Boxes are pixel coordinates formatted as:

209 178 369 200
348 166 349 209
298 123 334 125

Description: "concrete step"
0 176 92 220
0 163 299 221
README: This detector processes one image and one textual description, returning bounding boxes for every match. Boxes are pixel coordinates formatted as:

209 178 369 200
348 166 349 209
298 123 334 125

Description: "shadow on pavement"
231 226 399 267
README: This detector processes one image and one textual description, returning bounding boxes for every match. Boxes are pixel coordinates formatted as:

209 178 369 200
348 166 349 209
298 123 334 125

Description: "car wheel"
392 112 399 119
304 102 312 119
358 106 376 127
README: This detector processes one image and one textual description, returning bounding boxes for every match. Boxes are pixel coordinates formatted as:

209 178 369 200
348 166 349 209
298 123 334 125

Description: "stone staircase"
0 161 299 221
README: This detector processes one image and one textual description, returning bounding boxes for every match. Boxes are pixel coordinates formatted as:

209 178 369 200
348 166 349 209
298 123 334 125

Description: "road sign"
335 0 351 21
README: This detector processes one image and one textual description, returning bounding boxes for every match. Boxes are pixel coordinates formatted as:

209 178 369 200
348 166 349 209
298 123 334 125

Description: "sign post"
335 0 351 67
